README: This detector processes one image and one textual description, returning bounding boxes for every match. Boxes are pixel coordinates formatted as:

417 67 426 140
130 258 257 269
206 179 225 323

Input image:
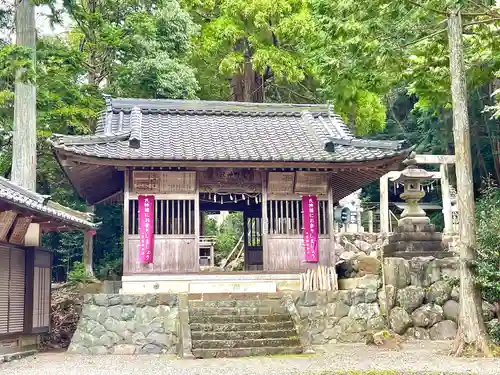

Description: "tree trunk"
230 60 264 102
12 0 36 191
81 40 99 279
82 207 95 278
448 9 492 357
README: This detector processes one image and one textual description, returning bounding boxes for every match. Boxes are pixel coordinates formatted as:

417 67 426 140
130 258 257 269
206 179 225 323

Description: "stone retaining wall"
65 232 496 354
383 256 497 340
68 294 179 355
293 231 496 345
291 275 384 345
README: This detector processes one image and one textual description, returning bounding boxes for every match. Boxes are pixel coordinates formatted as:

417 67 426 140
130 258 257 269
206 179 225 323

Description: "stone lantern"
383 152 452 258
390 151 434 231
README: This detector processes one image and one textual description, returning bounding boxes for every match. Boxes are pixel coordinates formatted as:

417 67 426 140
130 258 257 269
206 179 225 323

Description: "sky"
1 1 71 42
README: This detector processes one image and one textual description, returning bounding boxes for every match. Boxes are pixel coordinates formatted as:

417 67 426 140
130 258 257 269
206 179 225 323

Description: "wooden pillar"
209 245 214 267
243 210 250 271
327 181 335 266
367 210 374 233
200 212 205 235
261 171 269 271
24 223 40 246
380 174 390 233
82 205 95 278
356 207 362 232
194 172 200 272
123 168 130 275
440 163 453 233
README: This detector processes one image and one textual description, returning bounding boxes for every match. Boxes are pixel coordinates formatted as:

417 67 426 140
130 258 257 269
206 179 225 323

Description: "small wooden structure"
0 177 95 354
49 98 411 293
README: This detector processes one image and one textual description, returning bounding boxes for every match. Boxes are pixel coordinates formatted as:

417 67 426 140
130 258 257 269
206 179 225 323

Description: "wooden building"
0 177 95 355
49 98 411 293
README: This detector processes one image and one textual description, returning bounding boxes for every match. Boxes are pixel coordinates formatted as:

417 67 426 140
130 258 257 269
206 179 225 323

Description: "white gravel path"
2 342 499 375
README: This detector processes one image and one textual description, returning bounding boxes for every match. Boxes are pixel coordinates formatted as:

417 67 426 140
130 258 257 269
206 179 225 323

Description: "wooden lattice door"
244 211 263 271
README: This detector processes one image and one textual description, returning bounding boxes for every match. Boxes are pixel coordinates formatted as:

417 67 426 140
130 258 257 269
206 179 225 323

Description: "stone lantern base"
382 228 452 259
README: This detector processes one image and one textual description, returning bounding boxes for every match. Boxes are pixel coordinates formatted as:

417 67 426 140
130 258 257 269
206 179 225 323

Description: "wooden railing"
199 236 216 247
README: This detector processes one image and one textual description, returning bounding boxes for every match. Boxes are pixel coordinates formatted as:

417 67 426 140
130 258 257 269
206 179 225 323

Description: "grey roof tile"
0 177 96 229
49 98 409 163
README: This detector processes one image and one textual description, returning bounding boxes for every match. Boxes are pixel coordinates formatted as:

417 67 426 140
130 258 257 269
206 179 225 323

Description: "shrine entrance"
199 192 263 271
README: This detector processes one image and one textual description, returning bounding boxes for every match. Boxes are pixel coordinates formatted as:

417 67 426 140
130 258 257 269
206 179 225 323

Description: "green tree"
184 0 318 103
55 0 199 98
311 0 499 355
309 0 500 136
475 183 500 321
1 0 202 280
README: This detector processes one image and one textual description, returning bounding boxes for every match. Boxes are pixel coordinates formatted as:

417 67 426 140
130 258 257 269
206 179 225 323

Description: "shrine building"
49 98 411 294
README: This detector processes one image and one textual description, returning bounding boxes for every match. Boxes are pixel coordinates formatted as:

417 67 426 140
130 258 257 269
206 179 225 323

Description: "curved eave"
51 147 411 169
0 198 97 231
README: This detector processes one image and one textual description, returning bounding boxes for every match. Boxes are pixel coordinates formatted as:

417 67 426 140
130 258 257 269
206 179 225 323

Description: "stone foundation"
120 273 300 294
68 294 179 355
66 234 496 355
383 256 497 340
290 276 383 345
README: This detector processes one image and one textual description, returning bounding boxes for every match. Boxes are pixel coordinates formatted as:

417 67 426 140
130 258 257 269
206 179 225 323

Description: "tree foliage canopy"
0 0 499 280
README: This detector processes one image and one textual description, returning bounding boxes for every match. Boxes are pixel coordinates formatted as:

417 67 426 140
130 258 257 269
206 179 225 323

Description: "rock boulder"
378 285 396 316
411 304 443 328
429 320 457 340
443 300 459 322
389 307 412 335
426 280 452 305
397 286 425 313
406 327 430 340
384 258 410 289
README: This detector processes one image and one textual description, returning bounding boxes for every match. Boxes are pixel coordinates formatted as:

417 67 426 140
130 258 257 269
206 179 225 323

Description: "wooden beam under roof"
414 154 456 164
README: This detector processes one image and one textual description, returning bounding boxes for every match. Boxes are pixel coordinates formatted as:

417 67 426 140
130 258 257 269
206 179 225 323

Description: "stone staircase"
188 295 302 358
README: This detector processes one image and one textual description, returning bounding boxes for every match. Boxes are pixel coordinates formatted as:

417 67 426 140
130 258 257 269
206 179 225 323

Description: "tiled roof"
49 98 409 163
0 177 96 229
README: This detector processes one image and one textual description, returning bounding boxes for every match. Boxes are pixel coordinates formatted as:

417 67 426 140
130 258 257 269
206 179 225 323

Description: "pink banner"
138 195 155 263
302 195 319 263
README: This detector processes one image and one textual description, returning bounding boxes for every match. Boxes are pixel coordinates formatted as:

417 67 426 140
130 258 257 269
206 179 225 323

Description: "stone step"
192 346 303 358
192 338 300 349
0 349 37 364
188 293 283 302
191 329 297 341
189 306 286 316
189 314 291 324
189 321 295 332
189 299 283 308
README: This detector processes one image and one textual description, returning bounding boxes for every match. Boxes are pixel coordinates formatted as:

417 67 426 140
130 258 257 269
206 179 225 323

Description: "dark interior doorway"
199 192 263 271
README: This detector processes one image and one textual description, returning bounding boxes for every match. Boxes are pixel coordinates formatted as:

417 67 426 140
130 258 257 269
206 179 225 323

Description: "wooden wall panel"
131 171 196 194
32 267 50 329
8 248 25 333
9 217 32 245
32 249 51 329
0 247 9 334
126 236 198 274
266 237 330 272
0 211 17 242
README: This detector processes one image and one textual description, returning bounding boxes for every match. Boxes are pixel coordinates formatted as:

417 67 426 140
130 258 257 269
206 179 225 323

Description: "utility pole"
12 0 37 191
447 8 491 357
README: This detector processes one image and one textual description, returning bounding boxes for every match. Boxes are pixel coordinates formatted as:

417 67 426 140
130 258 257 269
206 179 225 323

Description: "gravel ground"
2 342 499 375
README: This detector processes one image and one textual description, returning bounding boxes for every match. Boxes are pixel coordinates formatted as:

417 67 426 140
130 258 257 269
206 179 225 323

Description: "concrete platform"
121 273 301 294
